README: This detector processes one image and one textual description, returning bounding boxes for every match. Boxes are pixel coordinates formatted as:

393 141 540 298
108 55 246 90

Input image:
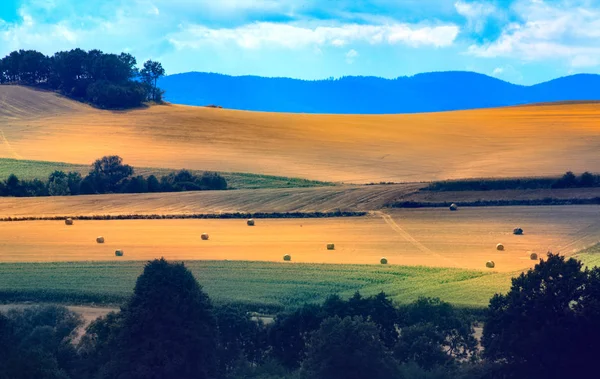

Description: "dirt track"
1 86 599 183
1 206 598 272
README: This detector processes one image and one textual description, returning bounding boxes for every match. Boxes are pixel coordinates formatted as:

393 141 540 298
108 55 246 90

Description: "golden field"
1 206 598 272
1 86 600 183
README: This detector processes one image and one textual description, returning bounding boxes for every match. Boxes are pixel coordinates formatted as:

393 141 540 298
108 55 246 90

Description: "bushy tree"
300 316 397 379
100 258 218 379
48 171 71 196
483 253 600 378
395 297 478 369
146 174 161 192
214 305 267 376
0 305 82 379
87 155 133 193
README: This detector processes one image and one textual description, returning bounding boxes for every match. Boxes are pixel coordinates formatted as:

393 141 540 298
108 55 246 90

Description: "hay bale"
380 257 388 264
327 243 335 250
283 254 291 261
486 261 495 268
65 218 73 225
96 236 105 244
247 219 255 226
513 227 523 235
530 252 538 260
201 233 209 240
496 243 504 251
449 203 458 211
115 250 124 257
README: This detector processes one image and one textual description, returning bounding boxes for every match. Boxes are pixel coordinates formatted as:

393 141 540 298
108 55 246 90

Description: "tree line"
0 156 227 197
1 253 599 378
0 49 165 109
425 171 600 192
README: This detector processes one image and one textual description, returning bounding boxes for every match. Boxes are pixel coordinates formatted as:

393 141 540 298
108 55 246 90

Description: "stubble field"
1 206 598 272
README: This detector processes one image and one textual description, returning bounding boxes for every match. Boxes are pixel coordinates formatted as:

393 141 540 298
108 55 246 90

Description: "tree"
66 172 82 195
47 171 71 196
101 258 218 379
0 305 83 379
140 60 165 102
300 316 397 379
580 171 596 187
146 175 161 192
214 305 267 376
395 297 477 369
483 253 600 378
88 155 133 193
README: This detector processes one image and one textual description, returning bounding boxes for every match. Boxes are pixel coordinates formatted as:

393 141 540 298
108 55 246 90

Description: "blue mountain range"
159 71 600 114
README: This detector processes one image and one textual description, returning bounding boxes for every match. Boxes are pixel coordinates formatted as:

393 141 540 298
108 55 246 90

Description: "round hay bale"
96 236 105 244
65 218 73 225
513 227 523 235
115 250 124 257
530 252 538 260
486 261 495 268
247 219 255 226
449 203 458 211
283 254 291 261
380 257 388 264
201 233 209 240
327 243 335 250
496 243 504 251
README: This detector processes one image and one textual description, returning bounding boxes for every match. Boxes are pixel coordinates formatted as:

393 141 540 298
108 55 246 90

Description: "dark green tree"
101 258 218 379
87 155 133 193
146 174 161 192
483 253 600 378
300 316 397 379
47 171 71 196
0 305 82 379
395 297 477 369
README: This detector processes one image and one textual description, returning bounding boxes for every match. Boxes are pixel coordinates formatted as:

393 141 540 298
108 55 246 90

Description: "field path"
0 129 22 159
374 211 460 267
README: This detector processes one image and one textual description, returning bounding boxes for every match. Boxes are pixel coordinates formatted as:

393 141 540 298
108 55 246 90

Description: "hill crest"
159 71 600 114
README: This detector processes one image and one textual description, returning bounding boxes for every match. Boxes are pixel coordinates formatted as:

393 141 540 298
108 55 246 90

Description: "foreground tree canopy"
0 49 165 109
2 253 600 378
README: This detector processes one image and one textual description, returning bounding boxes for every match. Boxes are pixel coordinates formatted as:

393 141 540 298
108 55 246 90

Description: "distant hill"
158 71 600 114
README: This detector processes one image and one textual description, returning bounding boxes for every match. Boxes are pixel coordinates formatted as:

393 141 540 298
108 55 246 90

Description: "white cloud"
168 22 460 50
467 0 600 68
345 49 358 64
454 1 496 32
490 64 523 82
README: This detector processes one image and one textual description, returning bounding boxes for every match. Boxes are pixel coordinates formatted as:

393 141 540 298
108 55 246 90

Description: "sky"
1 0 600 85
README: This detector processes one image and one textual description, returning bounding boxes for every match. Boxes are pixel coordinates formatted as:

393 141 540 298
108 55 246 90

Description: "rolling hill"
159 71 600 113
0 85 599 183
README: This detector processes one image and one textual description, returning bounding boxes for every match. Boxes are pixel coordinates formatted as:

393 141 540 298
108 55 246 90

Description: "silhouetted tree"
483 253 600 378
300 316 397 379
395 297 477 369
101 258 218 379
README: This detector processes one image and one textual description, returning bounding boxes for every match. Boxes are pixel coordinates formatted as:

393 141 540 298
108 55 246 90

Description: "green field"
0 158 333 190
0 260 517 311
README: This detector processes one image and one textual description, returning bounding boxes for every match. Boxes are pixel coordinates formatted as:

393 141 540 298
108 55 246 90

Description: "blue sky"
1 0 599 84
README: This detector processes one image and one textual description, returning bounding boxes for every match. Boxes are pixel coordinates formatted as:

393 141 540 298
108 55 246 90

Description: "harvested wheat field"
0 184 419 217
1 86 600 183
1 206 598 271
